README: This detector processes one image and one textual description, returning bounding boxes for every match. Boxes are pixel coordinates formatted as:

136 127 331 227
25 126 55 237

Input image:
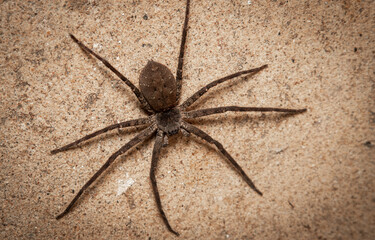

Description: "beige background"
1 0 374 239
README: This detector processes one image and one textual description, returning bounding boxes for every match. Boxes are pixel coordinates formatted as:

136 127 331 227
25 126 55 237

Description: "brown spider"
52 0 306 236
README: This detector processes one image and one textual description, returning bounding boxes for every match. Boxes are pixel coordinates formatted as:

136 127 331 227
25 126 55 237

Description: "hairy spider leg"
176 0 191 99
53 0 308 235
184 106 307 119
51 117 152 154
56 124 157 220
69 34 154 114
181 121 263 195
150 130 180 236
180 64 268 110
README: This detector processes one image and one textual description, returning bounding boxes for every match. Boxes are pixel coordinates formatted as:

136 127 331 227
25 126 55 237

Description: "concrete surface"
1 0 374 239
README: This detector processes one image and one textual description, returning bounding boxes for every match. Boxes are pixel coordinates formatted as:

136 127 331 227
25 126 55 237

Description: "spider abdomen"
139 60 178 112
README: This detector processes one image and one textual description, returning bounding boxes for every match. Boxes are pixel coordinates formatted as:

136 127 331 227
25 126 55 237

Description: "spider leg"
181 121 263 196
69 34 154 114
180 64 268 110
56 124 157 220
150 130 180 236
184 106 307 119
176 0 191 99
51 117 153 154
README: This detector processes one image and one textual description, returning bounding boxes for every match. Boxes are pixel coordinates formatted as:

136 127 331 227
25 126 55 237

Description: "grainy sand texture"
1 0 374 239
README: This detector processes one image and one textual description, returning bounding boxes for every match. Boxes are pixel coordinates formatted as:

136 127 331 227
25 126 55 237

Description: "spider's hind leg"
176 0 191 99
69 34 153 114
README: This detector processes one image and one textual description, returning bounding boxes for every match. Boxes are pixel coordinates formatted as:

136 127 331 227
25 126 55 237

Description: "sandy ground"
1 0 374 239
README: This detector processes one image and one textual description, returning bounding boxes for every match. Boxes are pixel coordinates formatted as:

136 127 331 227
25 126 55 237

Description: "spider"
52 0 306 236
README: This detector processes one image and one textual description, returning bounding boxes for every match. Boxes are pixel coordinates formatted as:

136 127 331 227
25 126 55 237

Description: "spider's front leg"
181 121 263 196
150 130 180 236
181 106 306 194
56 124 157 219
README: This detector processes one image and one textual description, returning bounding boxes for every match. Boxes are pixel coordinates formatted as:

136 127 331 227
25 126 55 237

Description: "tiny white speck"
117 174 135 196
248 0 252 4
118 40 122 44
93 43 103 51
20 123 27 130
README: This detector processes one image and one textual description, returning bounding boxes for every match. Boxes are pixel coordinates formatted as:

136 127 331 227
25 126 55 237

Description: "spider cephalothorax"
52 0 306 236
156 108 182 136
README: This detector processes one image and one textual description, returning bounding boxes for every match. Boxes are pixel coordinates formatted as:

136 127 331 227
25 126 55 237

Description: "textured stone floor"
1 0 374 239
